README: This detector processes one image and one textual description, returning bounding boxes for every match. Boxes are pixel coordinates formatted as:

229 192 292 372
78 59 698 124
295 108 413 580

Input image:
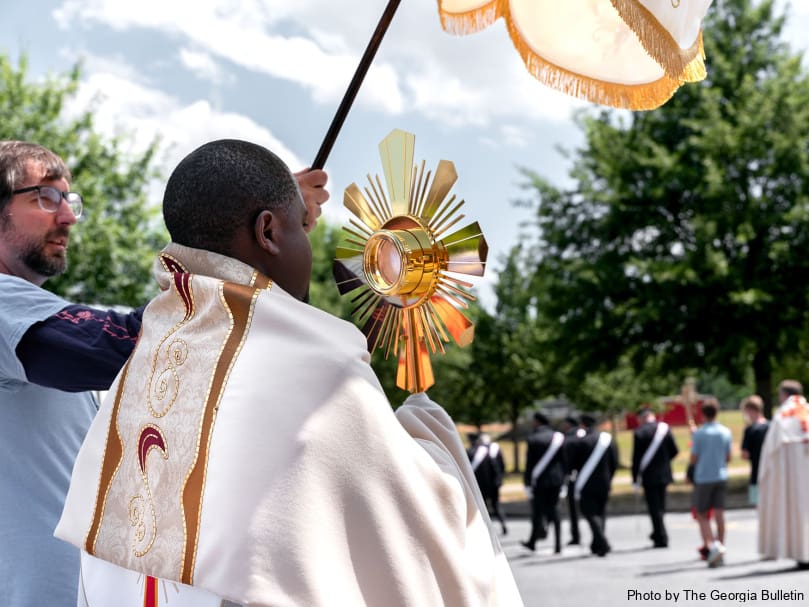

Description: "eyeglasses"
11 185 83 219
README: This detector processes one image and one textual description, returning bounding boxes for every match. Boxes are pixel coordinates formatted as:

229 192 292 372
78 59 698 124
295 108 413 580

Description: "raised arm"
16 304 143 392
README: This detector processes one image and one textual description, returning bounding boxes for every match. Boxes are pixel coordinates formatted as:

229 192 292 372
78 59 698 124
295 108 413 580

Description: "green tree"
419 299 487 424
307 220 354 319
465 247 552 470
525 0 809 417
1 54 165 306
363 296 488 416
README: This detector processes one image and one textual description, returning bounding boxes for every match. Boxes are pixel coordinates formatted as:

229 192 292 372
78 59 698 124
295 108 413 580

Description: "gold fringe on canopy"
502 16 681 112
437 0 710 110
610 0 706 82
438 0 506 36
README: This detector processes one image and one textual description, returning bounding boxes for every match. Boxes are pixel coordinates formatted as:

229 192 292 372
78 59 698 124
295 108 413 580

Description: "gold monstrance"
333 129 488 393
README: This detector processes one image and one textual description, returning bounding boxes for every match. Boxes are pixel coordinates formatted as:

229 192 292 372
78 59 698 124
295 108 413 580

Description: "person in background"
522 412 565 553
690 398 732 567
631 407 679 548
470 432 508 535
561 415 583 546
739 394 769 506
757 379 809 569
570 414 617 557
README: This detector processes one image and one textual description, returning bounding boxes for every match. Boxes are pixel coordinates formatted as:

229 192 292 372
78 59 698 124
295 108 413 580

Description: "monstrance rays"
333 129 488 393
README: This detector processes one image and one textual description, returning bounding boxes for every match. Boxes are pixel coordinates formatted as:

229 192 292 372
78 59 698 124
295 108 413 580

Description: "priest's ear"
254 210 281 256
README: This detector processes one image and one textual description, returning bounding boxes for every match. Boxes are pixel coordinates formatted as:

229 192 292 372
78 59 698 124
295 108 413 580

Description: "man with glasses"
0 140 123 606
0 140 329 605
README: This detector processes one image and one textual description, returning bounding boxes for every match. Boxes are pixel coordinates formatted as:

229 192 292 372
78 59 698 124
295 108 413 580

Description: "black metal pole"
312 0 402 169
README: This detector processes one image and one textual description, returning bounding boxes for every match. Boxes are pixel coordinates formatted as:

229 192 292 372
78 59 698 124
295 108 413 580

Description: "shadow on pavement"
510 552 594 567
507 545 655 567
716 564 808 580
639 558 763 577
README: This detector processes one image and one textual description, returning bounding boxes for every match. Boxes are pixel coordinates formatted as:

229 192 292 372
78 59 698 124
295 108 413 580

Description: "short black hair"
534 411 550 425
163 139 300 255
564 416 579 427
701 398 718 420
580 413 598 428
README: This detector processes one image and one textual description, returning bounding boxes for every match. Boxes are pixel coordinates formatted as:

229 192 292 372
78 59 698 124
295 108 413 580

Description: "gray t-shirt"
691 421 732 484
0 274 97 605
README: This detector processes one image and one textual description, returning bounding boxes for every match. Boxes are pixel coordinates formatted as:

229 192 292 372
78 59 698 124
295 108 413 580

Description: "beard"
0 218 69 277
21 237 68 276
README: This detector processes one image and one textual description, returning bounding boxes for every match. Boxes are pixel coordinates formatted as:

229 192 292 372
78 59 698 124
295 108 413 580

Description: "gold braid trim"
437 0 682 110
437 0 505 35
609 0 706 82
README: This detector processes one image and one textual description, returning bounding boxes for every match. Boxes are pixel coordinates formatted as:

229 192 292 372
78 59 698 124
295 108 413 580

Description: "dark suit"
524 426 566 552
469 442 507 533
572 428 617 556
563 427 583 544
632 419 679 547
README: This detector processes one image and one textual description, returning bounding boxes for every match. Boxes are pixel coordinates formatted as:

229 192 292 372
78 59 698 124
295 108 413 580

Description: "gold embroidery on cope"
85 358 133 554
178 278 267 585
130 424 169 557
148 338 189 418
159 252 190 276
147 275 195 418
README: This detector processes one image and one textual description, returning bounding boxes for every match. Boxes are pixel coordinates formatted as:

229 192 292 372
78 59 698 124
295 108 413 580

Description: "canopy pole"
312 0 402 169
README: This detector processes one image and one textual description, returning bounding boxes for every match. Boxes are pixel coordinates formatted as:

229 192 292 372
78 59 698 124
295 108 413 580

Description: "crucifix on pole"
681 377 697 432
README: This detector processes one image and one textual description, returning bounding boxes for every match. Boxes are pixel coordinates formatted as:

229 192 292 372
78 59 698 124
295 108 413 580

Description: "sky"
2 0 809 307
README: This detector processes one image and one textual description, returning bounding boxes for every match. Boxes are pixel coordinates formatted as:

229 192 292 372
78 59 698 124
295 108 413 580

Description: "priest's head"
163 139 312 301
778 379 803 404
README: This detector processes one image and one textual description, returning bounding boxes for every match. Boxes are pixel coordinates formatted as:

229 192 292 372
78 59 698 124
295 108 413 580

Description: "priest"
55 139 523 606
757 379 809 569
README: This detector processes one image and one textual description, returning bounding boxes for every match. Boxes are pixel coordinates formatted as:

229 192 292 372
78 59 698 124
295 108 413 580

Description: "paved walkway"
504 508 808 607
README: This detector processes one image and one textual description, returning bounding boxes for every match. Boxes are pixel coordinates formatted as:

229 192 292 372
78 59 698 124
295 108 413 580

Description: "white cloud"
52 0 579 127
178 48 229 85
780 0 809 16
775 1 809 56
53 0 406 114
499 125 531 148
59 55 312 201
60 54 353 225
69 73 300 166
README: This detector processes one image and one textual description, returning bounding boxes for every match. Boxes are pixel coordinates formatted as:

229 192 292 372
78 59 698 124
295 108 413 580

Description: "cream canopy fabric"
438 0 714 110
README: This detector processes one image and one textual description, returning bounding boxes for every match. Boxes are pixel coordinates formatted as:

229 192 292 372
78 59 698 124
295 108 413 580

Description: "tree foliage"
524 0 809 416
307 221 354 319
1 54 166 307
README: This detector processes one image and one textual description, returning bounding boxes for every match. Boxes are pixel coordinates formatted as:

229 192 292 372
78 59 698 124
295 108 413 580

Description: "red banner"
625 400 706 430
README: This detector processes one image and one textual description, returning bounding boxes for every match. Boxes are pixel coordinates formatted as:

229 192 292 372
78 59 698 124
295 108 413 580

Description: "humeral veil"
55 243 522 607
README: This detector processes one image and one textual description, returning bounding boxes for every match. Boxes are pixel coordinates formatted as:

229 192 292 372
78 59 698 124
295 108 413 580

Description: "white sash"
574 432 612 501
530 432 564 487
470 444 488 471
638 422 669 478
